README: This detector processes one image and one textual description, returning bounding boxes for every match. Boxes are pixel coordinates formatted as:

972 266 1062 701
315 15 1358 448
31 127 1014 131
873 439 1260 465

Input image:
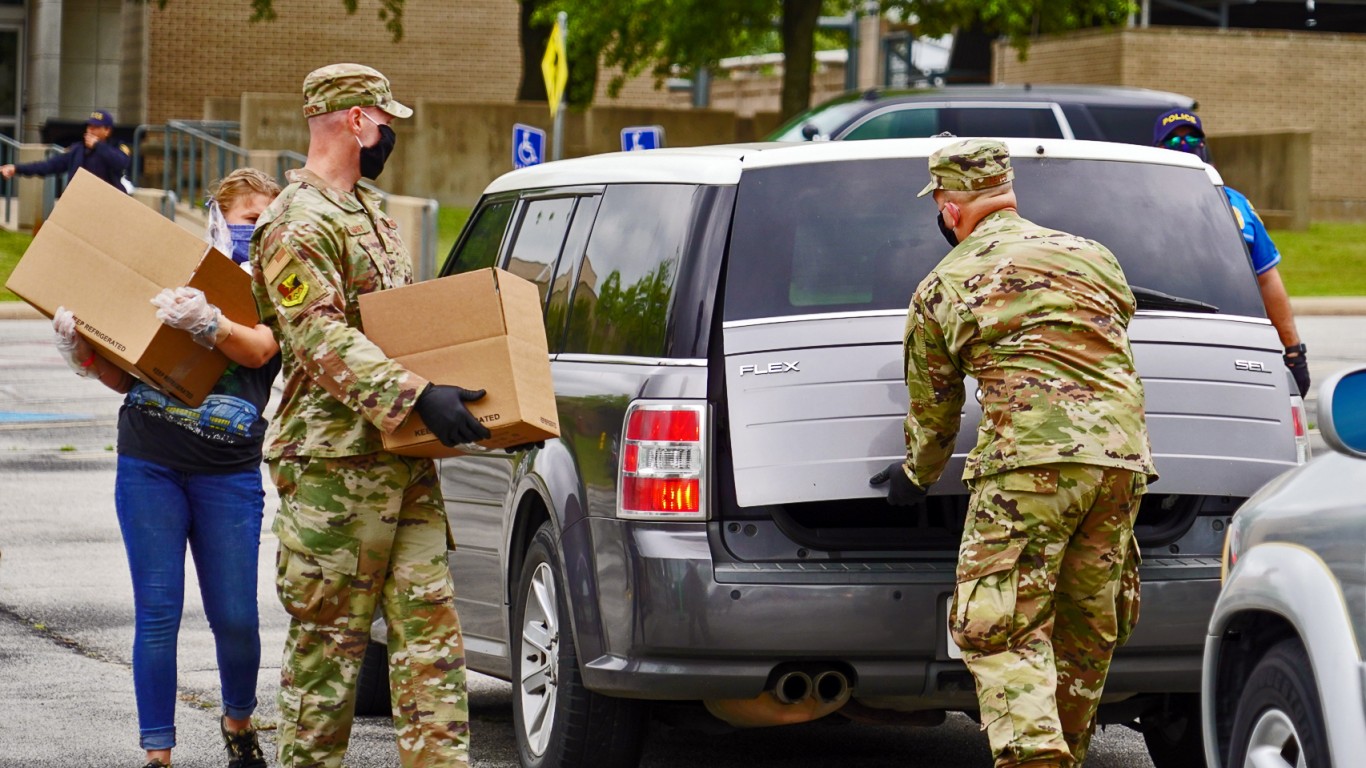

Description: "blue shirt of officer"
2 109 131 192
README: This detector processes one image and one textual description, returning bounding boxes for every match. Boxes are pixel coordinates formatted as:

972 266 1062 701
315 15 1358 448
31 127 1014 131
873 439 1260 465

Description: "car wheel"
1141 693 1207 768
1227 639 1329 768
512 522 646 768
353 639 391 717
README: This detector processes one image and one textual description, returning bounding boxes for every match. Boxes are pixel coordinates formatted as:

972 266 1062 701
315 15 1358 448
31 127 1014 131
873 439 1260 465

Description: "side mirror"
800 124 821 141
1317 366 1366 458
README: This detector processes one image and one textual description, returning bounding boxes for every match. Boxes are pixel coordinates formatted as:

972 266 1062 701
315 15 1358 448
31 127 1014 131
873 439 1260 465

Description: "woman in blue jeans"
52 168 282 768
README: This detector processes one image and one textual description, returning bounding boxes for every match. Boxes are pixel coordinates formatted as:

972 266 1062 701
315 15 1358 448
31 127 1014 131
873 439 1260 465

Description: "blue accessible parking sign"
621 125 664 152
513 123 546 169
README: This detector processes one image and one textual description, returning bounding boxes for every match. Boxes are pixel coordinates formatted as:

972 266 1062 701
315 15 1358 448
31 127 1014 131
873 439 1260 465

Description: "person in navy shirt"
1153 109 1310 397
1 108 131 192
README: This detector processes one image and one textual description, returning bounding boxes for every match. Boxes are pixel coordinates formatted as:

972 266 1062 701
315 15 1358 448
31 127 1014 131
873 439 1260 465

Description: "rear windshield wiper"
1131 285 1219 314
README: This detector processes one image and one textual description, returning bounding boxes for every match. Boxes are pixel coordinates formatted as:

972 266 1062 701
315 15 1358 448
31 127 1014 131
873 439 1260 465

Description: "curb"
0 302 40 320
1288 297 1366 316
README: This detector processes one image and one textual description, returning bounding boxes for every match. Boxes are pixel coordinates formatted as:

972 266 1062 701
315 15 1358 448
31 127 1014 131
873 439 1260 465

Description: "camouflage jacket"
903 210 1156 487
251 168 427 459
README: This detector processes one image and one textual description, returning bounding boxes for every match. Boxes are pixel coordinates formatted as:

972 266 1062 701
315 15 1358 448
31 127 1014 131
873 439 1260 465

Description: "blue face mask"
227 223 255 264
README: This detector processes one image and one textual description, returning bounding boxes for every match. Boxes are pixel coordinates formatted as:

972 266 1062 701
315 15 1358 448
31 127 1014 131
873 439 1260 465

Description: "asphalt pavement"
2 312 1363 767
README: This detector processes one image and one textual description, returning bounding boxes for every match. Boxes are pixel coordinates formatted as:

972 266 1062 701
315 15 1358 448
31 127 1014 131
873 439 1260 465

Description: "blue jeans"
115 454 264 750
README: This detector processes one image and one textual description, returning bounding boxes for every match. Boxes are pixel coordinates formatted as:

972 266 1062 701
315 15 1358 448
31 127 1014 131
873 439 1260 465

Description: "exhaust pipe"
812 670 851 705
704 667 852 728
773 671 812 704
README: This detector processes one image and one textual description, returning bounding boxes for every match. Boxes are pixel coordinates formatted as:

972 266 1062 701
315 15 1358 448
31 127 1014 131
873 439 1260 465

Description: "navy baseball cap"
86 109 114 128
1153 109 1203 145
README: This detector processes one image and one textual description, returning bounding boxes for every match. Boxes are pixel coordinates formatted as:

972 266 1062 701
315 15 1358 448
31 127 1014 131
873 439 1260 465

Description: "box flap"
52 170 210 288
493 269 551 350
359 268 510 357
187 247 259 327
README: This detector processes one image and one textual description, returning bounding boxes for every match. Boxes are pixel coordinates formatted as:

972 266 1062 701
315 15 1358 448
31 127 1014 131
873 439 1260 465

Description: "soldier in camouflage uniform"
871 138 1157 767
251 63 493 768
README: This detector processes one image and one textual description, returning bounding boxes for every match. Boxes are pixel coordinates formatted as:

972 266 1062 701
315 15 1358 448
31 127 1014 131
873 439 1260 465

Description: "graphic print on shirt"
126 373 260 443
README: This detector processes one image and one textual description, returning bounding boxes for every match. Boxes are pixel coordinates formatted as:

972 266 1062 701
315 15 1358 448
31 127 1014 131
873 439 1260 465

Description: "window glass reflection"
563 185 697 356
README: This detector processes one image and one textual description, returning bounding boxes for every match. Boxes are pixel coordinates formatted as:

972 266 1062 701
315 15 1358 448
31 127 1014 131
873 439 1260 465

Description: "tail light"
618 401 708 521
1290 395 1311 464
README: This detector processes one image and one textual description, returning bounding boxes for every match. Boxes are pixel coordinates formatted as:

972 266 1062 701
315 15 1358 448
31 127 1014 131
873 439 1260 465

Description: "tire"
511 522 647 768
1141 693 1208 768
353 639 392 717
1227 639 1330 768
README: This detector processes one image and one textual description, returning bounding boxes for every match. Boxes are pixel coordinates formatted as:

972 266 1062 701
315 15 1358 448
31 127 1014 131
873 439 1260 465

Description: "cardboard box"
359 268 560 458
4 169 258 407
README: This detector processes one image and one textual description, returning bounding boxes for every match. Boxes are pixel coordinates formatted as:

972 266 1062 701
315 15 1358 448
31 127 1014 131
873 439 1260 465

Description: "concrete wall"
709 62 847 119
57 0 122 118
1210 131 1312 231
993 27 1366 220
116 0 147 126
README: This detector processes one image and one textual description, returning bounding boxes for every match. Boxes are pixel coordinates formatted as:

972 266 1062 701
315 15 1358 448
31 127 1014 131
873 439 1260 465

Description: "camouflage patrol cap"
302 63 413 119
916 138 1014 197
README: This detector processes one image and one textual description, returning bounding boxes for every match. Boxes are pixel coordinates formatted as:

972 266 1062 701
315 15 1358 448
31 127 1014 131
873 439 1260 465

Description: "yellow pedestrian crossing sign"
542 18 568 119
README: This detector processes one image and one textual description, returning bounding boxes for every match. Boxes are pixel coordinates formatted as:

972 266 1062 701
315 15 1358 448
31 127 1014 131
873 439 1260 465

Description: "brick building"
10 0 678 141
131 0 689 126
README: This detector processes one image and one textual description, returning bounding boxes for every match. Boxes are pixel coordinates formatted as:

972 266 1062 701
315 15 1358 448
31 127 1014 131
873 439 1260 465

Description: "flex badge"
277 272 309 307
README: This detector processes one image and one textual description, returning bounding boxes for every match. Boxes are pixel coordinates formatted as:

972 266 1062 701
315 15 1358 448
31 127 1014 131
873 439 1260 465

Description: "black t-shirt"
117 354 282 474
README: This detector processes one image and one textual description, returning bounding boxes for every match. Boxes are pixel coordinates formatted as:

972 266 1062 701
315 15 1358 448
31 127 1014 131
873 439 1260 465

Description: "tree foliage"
142 0 408 41
882 0 1135 53
536 0 844 118
531 0 1133 118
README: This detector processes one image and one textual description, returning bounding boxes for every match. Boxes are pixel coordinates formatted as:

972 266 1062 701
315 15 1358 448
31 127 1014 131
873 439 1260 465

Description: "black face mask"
359 124 396 180
937 210 959 247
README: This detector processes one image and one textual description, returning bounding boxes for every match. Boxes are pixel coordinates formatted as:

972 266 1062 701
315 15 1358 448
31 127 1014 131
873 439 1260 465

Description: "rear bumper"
575 518 1214 700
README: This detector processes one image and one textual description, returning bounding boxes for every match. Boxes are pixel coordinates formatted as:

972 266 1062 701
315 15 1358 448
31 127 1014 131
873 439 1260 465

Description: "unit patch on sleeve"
278 272 310 307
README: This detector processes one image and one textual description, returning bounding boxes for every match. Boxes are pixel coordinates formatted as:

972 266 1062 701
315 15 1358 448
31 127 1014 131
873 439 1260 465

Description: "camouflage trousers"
951 463 1144 768
269 452 469 768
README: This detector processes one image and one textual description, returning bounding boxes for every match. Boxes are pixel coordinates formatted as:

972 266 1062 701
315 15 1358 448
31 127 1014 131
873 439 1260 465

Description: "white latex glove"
150 286 224 348
52 306 99 378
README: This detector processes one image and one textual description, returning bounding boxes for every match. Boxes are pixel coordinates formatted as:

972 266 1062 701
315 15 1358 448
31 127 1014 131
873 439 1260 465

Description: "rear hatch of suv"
713 141 1300 578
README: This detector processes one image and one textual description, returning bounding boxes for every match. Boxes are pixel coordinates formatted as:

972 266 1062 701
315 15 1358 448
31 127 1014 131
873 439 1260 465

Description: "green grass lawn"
3 210 1363 299
0 229 33 301
1268 221 1366 296
436 205 472 266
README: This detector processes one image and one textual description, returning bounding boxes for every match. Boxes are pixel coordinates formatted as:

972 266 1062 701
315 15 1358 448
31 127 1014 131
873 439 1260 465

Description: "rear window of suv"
723 157 1265 322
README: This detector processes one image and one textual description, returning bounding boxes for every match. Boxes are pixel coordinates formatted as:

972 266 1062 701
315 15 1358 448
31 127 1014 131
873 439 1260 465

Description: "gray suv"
360 138 1308 768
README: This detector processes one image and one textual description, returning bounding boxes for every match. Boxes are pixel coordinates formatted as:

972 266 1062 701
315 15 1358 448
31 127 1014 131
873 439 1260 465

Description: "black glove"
414 384 491 447
505 441 545 454
869 461 928 507
1283 343 1310 397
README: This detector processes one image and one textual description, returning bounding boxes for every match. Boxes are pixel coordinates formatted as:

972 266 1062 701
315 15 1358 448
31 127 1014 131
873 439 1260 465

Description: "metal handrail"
0 133 73 226
162 119 249 209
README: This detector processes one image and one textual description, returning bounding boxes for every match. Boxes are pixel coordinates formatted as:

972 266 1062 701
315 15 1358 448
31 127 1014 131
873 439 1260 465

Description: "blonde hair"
211 168 281 216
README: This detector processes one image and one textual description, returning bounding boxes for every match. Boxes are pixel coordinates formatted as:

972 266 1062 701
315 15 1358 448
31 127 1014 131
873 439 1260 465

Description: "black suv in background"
768 84 1196 145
